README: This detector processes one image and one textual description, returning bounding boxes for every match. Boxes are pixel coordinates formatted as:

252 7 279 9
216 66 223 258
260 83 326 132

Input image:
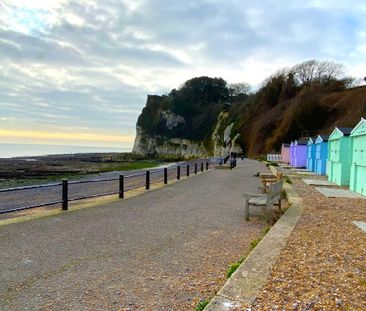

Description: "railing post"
164 168 168 184
187 164 190 177
62 179 68 210
194 163 198 174
201 162 204 172
119 175 124 199
146 170 150 190
244 194 249 221
206 161 209 170
177 166 181 180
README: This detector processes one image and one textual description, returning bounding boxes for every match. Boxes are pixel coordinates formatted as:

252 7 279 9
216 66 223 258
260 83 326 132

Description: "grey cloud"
0 29 89 66
0 0 364 140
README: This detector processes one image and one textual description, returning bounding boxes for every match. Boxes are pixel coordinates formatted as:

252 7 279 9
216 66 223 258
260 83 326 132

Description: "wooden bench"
242 179 284 221
259 171 283 187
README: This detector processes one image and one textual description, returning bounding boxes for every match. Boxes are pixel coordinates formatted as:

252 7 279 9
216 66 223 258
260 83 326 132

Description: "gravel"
253 177 366 310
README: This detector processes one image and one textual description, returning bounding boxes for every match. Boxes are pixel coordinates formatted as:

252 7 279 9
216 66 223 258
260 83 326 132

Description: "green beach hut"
350 118 366 196
327 127 353 186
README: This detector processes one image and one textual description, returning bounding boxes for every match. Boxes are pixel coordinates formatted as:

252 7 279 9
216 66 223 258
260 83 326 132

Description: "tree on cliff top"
171 76 229 116
228 82 251 96
292 60 346 86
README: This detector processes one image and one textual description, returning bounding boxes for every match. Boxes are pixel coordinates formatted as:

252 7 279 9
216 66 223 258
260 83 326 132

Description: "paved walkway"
0 159 267 311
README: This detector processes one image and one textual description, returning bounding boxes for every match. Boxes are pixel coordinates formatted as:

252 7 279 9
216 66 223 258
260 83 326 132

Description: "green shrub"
195 299 210 311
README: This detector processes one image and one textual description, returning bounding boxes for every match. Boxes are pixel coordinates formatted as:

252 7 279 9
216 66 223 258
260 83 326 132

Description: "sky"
0 0 365 149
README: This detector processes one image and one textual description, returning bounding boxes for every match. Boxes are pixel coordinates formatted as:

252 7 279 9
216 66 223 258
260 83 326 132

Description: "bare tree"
292 60 346 85
228 82 251 96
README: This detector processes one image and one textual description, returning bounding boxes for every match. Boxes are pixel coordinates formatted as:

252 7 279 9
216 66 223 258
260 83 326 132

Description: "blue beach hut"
315 135 329 175
306 137 316 172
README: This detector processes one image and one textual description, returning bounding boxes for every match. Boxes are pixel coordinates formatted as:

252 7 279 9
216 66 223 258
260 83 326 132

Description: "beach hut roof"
336 127 353 136
295 139 308 145
350 117 366 136
316 134 329 142
307 137 315 145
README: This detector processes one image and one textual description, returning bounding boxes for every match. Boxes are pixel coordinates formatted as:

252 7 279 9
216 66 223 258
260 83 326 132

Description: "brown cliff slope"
240 85 366 156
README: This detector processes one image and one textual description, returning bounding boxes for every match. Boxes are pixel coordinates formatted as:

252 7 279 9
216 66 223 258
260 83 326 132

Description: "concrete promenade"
0 159 267 310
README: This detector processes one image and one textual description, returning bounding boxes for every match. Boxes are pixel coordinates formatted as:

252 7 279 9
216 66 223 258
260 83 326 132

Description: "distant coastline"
0 143 130 159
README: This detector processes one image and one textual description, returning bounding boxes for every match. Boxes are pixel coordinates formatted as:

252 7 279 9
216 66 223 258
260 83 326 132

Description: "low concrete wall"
205 172 303 310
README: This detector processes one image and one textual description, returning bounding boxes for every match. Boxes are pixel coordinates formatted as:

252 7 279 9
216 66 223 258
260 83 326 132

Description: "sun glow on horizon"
0 129 135 148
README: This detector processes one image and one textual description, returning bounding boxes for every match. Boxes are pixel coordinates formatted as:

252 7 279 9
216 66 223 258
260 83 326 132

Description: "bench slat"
243 178 284 220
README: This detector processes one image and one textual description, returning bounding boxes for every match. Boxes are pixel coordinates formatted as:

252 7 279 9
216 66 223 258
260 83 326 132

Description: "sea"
0 143 131 159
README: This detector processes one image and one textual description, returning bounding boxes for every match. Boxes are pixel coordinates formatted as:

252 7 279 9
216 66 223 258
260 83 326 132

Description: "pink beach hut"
281 143 290 164
289 141 294 166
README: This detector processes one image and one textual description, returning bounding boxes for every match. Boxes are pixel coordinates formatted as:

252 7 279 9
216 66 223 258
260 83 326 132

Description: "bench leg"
244 194 249 221
278 198 282 211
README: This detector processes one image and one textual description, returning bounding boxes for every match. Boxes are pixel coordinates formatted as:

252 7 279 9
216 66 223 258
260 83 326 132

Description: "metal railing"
0 159 222 214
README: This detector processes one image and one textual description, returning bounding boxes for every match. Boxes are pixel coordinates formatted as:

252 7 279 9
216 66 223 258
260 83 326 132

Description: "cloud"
0 0 365 148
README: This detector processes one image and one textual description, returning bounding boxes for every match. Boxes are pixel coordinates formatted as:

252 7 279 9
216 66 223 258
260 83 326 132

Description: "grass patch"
249 237 262 251
226 257 245 278
226 226 271 279
0 174 89 189
281 189 288 200
261 225 271 235
98 160 160 172
284 176 292 184
249 225 271 251
255 155 267 162
195 299 210 311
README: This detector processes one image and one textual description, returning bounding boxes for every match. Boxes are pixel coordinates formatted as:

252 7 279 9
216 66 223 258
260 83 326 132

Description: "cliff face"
133 73 366 158
132 77 244 159
133 125 209 158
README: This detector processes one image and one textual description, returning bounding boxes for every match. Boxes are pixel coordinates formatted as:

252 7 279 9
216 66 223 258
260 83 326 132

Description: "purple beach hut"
293 139 308 168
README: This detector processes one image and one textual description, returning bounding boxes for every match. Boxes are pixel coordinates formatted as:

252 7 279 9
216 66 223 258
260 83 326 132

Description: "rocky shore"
0 153 159 188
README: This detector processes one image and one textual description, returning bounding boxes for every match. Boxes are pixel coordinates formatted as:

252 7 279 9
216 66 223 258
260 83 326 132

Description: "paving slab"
352 221 366 233
315 187 366 198
294 171 317 176
303 179 338 186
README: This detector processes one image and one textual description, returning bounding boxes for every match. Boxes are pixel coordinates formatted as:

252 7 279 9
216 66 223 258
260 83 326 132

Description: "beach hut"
289 141 294 166
350 118 366 196
327 127 353 186
314 135 329 175
281 143 290 164
306 137 316 172
293 140 307 168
